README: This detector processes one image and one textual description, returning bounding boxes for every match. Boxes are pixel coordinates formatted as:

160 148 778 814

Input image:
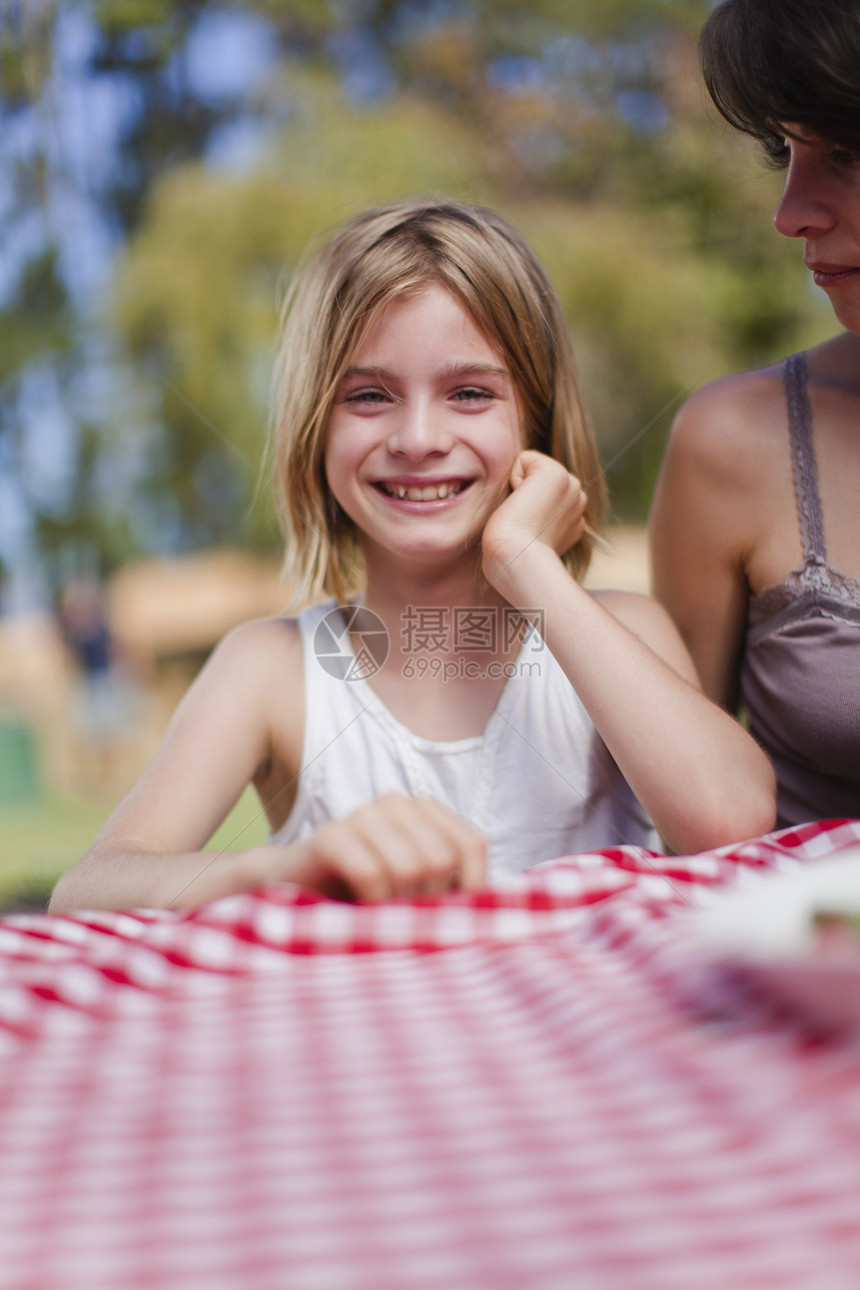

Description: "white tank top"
270 600 657 880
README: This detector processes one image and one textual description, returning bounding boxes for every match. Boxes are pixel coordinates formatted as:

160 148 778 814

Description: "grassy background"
0 787 270 912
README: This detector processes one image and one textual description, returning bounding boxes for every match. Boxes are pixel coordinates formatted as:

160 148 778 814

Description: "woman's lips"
808 262 860 287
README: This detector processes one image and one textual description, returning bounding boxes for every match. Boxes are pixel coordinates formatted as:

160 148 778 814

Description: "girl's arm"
50 621 486 912
49 621 292 912
483 452 776 854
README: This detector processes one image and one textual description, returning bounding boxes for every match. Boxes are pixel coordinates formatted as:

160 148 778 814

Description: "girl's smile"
373 476 472 503
325 284 521 571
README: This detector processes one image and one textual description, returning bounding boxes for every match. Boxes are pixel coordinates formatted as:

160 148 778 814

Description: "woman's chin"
827 295 860 337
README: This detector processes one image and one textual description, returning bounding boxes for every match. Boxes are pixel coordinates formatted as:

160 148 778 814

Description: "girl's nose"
773 151 837 240
388 398 452 458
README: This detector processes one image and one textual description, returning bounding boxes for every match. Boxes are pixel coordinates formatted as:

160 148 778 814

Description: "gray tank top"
740 353 860 826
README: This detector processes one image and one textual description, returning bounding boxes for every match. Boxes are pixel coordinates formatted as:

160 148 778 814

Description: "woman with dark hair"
650 0 860 827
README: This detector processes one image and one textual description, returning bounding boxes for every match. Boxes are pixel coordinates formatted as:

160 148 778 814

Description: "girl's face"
325 284 522 575
774 128 860 334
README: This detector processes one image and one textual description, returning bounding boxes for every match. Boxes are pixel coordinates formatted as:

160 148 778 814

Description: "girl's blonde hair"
270 198 607 607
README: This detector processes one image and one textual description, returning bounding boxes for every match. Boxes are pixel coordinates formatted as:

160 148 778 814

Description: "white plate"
695 846 860 1033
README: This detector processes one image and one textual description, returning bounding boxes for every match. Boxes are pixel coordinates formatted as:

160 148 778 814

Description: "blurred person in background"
650 0 860 827
58 576 139 794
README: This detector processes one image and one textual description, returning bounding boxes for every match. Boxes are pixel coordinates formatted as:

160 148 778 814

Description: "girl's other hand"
482 450 587 590
263 793 487 902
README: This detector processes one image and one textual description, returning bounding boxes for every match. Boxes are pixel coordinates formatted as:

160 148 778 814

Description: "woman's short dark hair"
700 0 860 162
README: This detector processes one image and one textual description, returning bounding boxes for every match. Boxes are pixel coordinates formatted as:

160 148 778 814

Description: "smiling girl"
51 200 775 912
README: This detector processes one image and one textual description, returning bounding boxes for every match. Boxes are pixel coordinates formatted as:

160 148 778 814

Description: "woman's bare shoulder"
668 365 787 468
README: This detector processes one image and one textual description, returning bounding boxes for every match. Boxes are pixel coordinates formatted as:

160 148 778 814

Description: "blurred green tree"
0 0 834 587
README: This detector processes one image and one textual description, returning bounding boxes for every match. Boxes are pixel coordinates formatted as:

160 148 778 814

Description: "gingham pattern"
1 819 859 1290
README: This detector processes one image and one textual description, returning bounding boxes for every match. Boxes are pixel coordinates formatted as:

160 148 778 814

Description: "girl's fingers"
276 794 487 901
285 826 394 902
562 488 588 549
492 451 587 561
352 794 485 897
351 796 453 895
509 453 528 490
535 461 587 555
398 796 487 893
411 797 487 891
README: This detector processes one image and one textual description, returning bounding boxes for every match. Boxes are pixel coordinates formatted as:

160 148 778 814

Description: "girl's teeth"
387 483 460 501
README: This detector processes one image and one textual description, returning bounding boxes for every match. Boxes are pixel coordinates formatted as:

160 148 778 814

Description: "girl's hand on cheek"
482 450 587 591
266 793 487 902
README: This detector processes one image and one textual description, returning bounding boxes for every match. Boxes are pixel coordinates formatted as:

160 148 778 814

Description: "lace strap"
784 352 827 565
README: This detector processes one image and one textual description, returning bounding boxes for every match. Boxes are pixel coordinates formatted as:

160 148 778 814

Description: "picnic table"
1 820 859 1289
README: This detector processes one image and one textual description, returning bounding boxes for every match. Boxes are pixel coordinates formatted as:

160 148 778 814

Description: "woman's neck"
807 330 860 395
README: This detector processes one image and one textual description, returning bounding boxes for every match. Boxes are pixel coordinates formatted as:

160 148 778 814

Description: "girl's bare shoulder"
216 614 303 662
195 615 305 719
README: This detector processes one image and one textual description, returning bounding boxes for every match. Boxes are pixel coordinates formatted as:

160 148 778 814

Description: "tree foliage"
0 0 834 584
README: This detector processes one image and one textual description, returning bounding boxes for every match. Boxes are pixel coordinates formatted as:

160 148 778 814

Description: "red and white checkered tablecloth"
1 820 860 1290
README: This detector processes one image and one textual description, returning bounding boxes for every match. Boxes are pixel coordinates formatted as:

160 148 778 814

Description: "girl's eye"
451 387 494 403
345 388 391 404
